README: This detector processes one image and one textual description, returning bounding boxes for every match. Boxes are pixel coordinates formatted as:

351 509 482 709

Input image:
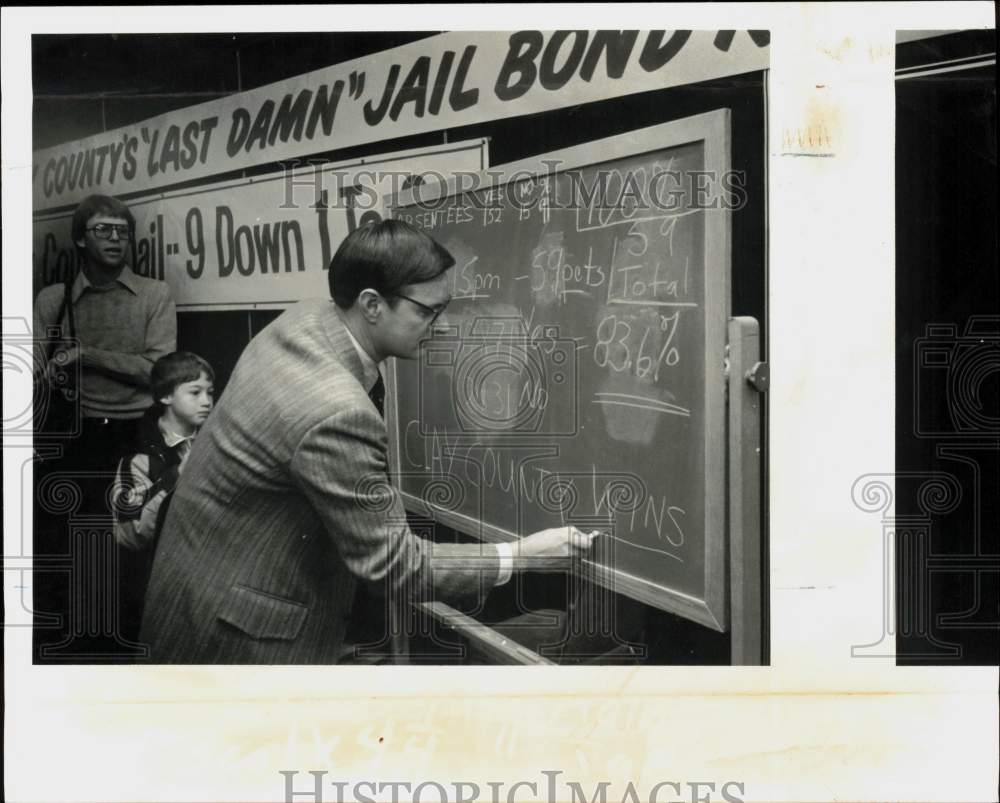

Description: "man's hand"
512 526 602 571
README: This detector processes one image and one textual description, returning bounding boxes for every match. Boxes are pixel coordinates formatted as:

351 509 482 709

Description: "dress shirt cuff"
494 542 514 586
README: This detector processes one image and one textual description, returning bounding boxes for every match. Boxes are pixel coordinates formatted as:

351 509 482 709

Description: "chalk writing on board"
389 112 732 626
395 436 688 565
396 155 706 561
593 393 690 418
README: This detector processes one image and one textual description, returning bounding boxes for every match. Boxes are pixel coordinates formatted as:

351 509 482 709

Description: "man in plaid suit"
141 220 597 664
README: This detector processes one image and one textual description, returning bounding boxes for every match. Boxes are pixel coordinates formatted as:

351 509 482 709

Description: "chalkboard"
385 110 732 630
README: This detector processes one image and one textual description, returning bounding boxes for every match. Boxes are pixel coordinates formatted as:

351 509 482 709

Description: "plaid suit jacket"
140 300 498 663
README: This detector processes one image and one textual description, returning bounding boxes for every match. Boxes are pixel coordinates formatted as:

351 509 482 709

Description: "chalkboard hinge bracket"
746 361 768 393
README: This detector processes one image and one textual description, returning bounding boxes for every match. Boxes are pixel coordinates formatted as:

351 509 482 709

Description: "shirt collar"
115 268 141 295
342 320 382 394
158 420 197 449
73 266 139 301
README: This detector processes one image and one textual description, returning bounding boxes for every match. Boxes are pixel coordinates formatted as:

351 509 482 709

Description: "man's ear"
357 288 382 323
159 394 173 407
75 238 86 249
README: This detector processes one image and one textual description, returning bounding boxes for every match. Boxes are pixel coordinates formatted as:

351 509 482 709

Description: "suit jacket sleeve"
289 404 499 603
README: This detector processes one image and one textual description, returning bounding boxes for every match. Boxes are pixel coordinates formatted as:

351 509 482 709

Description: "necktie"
368 373 385 419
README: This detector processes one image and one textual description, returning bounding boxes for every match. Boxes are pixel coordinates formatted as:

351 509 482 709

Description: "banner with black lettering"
33 140 485 307
32 30 769 211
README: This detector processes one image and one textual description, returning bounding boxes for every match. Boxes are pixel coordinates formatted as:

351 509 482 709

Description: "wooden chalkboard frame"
384 110 732 631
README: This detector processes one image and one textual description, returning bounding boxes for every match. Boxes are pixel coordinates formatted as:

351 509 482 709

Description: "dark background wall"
33 33 768 664
895 30 998 665
33 33 439 151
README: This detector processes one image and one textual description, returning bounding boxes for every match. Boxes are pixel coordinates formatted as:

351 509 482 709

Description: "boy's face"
75 213 130 271
161 372 214 429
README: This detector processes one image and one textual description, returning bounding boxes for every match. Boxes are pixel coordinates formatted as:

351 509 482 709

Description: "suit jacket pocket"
217 584 309 641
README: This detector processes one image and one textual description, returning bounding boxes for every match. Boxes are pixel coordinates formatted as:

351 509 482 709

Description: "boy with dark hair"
113 351 214 548
112 351 214 637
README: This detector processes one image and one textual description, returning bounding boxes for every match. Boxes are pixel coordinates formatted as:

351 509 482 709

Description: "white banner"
32 140 485 307
31 30 769 211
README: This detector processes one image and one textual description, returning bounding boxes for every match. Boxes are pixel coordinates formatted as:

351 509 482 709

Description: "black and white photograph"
27 30 769 667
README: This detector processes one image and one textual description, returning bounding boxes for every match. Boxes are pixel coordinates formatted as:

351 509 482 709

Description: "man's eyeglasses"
393 293 449 326
86 223 132 240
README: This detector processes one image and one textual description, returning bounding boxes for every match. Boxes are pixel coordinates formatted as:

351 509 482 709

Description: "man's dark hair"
152 351 215 401
328 219 454 309
71 194 136 244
